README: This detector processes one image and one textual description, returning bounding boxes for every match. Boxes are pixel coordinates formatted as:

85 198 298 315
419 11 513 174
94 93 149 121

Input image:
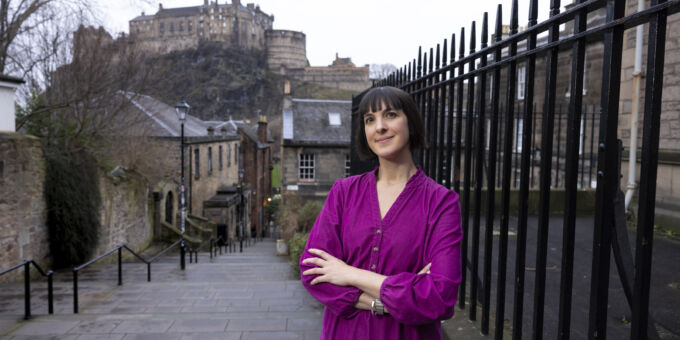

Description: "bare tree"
369 63 398 80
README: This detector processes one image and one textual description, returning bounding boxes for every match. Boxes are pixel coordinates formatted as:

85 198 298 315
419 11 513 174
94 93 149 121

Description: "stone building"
215 116 273 237
0 75 23 132
120 93 250 243
281 97 352 200
129 0 273 54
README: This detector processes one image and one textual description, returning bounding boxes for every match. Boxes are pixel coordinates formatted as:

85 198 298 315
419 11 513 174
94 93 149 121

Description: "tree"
369 63 398 80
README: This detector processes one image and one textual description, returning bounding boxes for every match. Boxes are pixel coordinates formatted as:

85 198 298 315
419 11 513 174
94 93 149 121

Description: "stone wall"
1 132 158 281
94 170 153 256
186 138 240 215
0 133 48 281
266 30 308 71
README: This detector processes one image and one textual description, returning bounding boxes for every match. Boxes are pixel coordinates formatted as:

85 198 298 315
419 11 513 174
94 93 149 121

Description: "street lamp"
175 99 190 270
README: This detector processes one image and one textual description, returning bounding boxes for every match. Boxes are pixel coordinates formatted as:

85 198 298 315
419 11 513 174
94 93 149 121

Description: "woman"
300 86 462 339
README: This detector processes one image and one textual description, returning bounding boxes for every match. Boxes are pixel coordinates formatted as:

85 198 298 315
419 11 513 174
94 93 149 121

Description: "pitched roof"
120 93 238 140
283 98 352 145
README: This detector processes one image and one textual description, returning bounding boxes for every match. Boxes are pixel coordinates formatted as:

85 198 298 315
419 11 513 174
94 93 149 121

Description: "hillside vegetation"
144 41 356 122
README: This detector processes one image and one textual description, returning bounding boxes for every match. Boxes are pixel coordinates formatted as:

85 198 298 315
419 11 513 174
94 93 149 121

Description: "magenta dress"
300 167 463 339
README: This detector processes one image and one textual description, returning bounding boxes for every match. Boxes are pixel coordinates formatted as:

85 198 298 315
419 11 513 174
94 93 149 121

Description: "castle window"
170 22 174 34
299 153 315 182
179 21 184 32
188 21 193 32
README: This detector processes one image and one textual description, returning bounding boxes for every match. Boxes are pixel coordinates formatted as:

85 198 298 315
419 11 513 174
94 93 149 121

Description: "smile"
376 136 394 143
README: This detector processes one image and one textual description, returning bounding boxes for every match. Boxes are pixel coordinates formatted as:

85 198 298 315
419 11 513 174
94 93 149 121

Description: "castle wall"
266 30 308 71
289 66 372 93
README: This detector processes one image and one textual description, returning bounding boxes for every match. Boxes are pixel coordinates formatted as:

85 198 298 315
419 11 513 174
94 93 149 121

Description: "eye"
364 116 374 124
386 111 398 118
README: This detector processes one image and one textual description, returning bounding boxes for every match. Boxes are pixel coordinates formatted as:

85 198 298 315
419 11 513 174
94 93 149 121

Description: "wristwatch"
371 299 385 316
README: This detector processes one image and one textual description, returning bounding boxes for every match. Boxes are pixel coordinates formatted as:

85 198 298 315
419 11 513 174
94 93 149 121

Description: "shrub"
297 200 323 233
44 148 101 268
288 232 309 277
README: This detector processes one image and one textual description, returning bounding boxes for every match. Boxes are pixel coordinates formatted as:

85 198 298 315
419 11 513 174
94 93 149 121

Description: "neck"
377 152 417 185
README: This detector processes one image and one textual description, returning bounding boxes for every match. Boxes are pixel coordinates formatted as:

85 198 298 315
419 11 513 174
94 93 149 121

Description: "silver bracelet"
372 299 385 316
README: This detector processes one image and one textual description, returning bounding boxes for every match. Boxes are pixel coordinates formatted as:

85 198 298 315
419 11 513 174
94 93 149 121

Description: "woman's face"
363 103 411 161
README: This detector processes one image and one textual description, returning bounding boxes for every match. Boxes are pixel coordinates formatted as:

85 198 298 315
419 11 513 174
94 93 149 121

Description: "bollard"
147 263 151 282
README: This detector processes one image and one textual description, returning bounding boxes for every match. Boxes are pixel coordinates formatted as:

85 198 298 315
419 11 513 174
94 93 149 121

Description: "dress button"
371 264 376 270
373 247 379 252
376 229 382 234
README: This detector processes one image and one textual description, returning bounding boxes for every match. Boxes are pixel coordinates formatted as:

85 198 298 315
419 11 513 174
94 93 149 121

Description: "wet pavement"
0 239 324 340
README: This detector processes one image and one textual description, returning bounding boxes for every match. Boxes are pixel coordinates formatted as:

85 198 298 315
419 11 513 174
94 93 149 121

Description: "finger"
302 268 323 276
310 275 327 285
302 257 324 267
309 248 334 261
418 263 432 274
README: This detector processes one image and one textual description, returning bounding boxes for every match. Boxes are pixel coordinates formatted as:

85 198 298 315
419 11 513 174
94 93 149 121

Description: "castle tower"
265 30 308 73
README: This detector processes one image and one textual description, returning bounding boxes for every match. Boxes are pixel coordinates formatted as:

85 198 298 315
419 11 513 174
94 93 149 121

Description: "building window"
208 147 213 175
517 64 526 100
179 21 184 32
188 21 193 33
329 112 341 126
235 143 239 166
345 154 350 177
194 148 200 179
159 22 165 36
219 145 223 170
170 22 174 34
227 144 231 167
299 153 315 182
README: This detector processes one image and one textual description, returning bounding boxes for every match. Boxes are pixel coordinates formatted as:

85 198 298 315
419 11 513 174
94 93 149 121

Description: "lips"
376 136 394 143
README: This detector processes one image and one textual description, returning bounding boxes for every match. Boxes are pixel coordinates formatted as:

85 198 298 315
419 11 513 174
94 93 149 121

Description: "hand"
302 248 357 286
418 263 432 275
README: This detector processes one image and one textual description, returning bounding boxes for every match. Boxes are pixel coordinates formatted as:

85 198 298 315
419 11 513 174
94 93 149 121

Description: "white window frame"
345 154 350 177
299 153 315 182
517 64 526 100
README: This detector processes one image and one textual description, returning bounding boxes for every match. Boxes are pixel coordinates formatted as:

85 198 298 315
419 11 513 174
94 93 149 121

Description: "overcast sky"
96 0 557 68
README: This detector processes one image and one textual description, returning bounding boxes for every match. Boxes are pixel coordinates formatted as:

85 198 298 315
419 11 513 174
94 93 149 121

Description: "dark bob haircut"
355 86 427 161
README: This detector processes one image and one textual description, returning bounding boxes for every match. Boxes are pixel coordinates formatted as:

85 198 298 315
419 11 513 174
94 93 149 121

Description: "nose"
374 117 387 133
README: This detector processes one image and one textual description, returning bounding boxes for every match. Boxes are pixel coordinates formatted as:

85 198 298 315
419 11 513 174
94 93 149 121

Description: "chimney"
159 3 163 10
207 126 215 136
233 0 240 7
204 0 208 5
257 114 267 143
141 11 145 16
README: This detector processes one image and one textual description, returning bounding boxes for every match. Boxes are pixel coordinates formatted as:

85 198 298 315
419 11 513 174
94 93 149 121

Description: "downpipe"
625 0 645 210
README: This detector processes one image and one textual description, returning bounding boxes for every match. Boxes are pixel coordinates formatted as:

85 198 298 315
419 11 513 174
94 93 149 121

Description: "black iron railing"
355 0 680 339
0 260 54 319
72 239 182 313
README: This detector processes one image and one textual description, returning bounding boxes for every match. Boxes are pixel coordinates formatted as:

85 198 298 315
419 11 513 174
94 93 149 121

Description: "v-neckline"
371 166 422 225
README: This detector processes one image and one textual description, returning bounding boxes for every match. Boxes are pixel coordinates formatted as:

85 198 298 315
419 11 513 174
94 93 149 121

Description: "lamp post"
175 99 190 270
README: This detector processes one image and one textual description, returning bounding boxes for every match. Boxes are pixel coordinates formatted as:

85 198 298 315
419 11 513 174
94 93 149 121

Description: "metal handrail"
0 259 54 319
72 239 184 314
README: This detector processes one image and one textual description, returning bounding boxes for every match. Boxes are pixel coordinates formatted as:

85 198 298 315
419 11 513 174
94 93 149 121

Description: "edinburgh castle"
127 0 370 92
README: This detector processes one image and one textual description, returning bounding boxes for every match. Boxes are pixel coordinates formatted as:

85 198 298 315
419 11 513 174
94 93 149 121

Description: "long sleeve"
300 181 362 319
379 190 462 325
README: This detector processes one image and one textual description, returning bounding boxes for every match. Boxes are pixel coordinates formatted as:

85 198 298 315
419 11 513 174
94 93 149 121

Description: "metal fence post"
73 270 79 314
24 261 30 320
47 271 53 314
118 247 122 286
